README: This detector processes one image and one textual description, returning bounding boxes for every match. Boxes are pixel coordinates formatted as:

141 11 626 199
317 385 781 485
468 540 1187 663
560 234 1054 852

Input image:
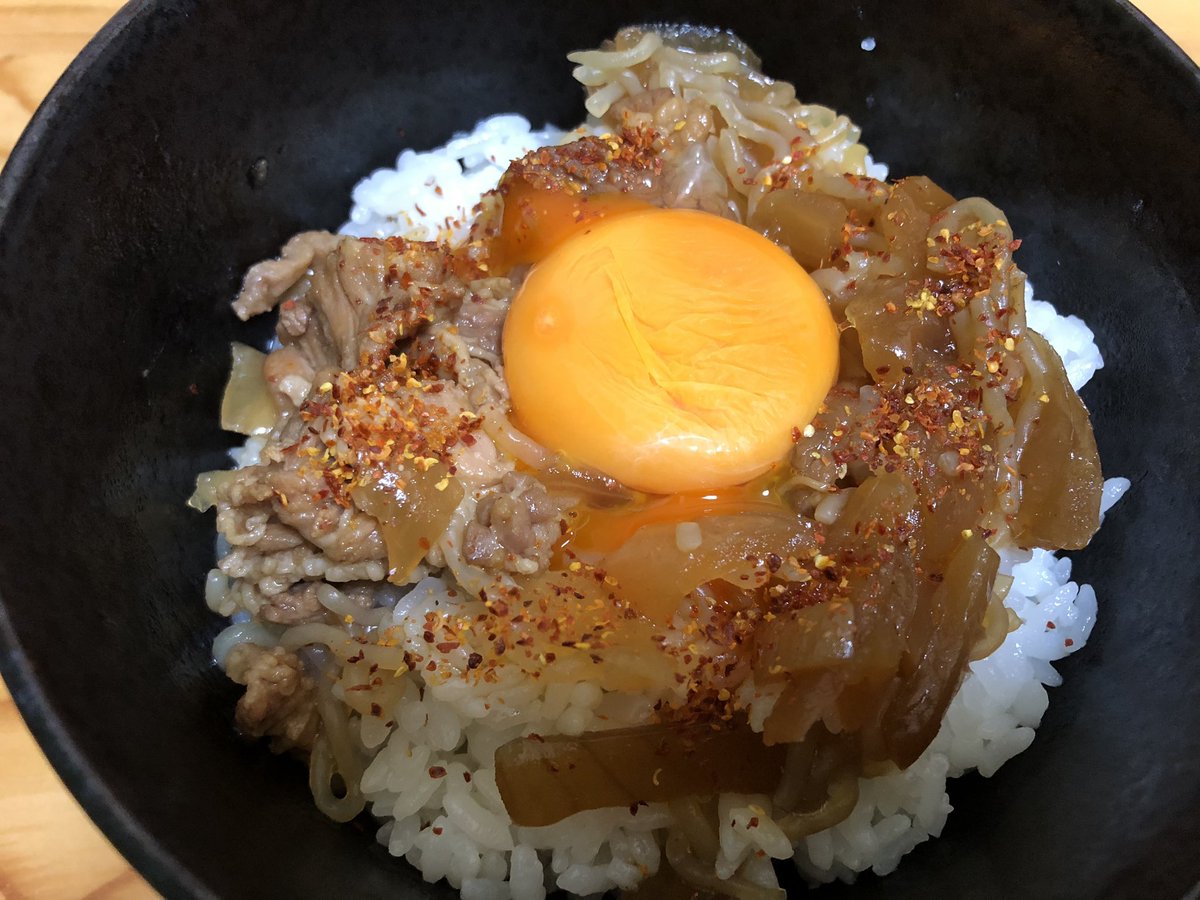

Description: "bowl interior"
1 1 1198 897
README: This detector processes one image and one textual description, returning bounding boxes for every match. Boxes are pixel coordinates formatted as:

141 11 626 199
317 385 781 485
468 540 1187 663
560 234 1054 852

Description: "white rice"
298 115 1128 897
340 115 579 244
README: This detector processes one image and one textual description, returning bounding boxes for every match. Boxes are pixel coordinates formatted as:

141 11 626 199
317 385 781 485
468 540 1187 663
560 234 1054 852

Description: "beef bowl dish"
0 2 1198 899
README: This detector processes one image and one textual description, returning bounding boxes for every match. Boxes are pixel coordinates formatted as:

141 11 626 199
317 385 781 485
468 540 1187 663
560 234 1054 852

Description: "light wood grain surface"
0 3 1197 898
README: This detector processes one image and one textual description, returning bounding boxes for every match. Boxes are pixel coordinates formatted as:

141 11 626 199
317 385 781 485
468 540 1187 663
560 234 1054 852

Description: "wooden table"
0 2 1197 897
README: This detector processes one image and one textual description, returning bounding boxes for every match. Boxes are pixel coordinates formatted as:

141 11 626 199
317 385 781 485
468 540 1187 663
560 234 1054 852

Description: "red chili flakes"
428 766 447 779
292 313 487 506
501 128 662 197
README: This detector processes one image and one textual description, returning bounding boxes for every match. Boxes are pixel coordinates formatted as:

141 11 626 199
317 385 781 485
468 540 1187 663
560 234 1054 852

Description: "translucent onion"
308 670 366 823
356 641 410 671
503 569 684 693
187 469 236 512
664 830 785 900
747 189 846 270
478 405 551 469
308 732 365 823
1010 330 1103 550
352 464 464 585
879 532 998 767
970 575 1015 662
278 623 361 655
335 657 406 717
776 774 859 840
220 342 277 435
539 456 636 506
602 512 817 623
668 796 721 860
495 721 787 828
211 622 281 667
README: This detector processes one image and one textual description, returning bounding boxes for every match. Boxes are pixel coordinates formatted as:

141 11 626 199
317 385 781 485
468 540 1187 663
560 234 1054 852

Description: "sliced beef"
255 580 378 625
258 582 325 625
225 643 320 753
216 454 385 564
234 233 477 373
452 279 513 359
266 458 384 563
233 231 340 321
213 450 388 597
218 543 387 597
463 472 562 574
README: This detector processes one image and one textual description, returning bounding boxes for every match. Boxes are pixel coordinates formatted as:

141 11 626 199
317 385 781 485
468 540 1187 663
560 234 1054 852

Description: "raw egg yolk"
502 207 839 494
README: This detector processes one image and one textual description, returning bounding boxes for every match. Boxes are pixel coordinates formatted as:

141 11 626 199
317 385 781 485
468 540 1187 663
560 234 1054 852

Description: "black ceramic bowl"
1 1 1198 898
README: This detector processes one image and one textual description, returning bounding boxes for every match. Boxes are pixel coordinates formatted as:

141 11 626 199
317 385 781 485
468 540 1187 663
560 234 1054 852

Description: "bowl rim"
0 1 1196 898
1120 0 1200 78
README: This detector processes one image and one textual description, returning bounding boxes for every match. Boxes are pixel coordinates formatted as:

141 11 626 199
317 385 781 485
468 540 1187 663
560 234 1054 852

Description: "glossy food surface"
0 2 1197 899
504 208 838 494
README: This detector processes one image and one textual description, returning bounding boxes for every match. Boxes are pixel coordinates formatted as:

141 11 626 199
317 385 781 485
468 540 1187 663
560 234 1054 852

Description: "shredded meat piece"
463 472 562 574
253 523 308 553
214 454 388 597
217 504 309 553
217 233 512 604
266 458 384 562
533 93 731 217
256 580 377 625
453 354 508 409
235 233 470 373
225 644 320 753
219 544 386 594
258 582 324 625
233 231 340 321
453 289 509 359
216 455 385 563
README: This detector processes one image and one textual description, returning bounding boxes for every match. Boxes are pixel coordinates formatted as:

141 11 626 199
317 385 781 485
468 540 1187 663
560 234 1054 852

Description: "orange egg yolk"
501 206 839 495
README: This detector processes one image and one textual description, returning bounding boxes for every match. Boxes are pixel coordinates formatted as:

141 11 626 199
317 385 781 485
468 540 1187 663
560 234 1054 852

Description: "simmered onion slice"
495 720 786 827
